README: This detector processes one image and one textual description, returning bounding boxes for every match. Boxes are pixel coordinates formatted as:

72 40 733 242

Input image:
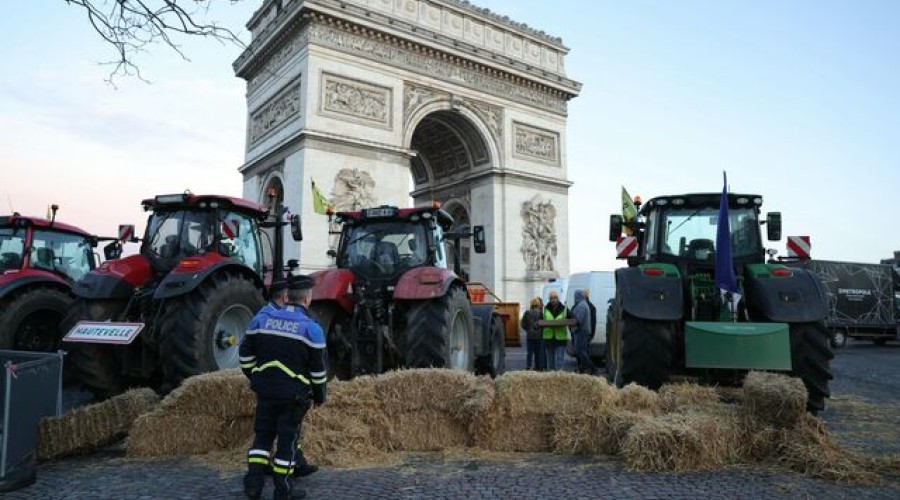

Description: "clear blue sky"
1 1 897 271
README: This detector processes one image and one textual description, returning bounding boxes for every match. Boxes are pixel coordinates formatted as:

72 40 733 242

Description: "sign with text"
63 321 145 345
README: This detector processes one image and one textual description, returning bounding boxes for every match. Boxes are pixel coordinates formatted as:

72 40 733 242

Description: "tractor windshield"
0 227 26 271
657 206 761 260
338 221 428 278
144 210 215 261
30 229 95 281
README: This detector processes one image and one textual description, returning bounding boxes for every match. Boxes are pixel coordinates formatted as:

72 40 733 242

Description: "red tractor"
310 204 505 379
0 207 124 352
62 192 301 397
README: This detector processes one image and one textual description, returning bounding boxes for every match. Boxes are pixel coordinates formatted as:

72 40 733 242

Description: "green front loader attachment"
685 321 791 370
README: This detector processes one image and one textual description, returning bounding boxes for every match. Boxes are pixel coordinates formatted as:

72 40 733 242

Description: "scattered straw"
742 371 806 428
614 383 662 415
774 413 879 484
38 388 159 461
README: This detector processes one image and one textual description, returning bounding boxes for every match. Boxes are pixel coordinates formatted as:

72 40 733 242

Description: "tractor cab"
139 193 269 277
0 214 97 282
611 193 781 274
333 205 455 282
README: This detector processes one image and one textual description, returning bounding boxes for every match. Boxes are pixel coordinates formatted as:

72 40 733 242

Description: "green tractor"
606 192 833 412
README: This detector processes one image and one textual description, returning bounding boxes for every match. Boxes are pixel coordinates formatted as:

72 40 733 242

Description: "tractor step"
684 321 791 371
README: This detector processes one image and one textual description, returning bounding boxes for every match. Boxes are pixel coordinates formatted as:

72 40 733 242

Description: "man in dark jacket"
584 289 597 340
571 289 597 375
240 275 327 500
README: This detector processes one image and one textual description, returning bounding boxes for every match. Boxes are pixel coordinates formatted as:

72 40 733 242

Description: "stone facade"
234 0 580 307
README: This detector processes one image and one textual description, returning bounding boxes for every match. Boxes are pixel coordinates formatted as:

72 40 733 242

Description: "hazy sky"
1 1 898 273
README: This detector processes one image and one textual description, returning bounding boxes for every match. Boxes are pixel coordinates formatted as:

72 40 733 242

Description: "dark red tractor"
62 192 301 397
0 207 124 352
309 204 505 379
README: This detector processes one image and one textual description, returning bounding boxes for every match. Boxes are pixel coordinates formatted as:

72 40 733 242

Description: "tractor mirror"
290 214 303 242
286 259 299 270
103 241 123 261
766 212 782 241
473 225 486 254
609 215 624 242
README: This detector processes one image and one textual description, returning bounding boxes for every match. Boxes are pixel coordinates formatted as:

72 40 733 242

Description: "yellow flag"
311 180 332 215
621 186 638 236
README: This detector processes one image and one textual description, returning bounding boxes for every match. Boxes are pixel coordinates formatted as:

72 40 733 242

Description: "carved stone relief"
468 100 503 142
247 28 309 93
328 168 377 249
308 23 567 115
513 122 560 166
403 82 503 142
521 195 558 273
248 81 302 145
320 73 392 128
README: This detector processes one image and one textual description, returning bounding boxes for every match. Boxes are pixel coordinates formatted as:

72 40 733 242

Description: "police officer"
258 278 320 479
240 275 327 500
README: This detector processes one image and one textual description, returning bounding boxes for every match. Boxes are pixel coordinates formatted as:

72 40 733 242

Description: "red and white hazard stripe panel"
118 224 135 242
221 219 240 239
786 235 811 258
616 236 638 259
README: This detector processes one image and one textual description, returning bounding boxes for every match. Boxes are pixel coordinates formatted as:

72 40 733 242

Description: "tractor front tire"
475 314 506 377
615 313 673 390
790 321 834 413
404 287 475 371
61 300 128 399
159 273 264 391
0 286 72 351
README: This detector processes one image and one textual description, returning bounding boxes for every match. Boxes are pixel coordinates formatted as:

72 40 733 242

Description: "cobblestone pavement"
8 341 900 499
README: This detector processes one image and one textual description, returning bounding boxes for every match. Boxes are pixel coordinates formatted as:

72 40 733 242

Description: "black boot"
292 449 318 478
273 485 306 500
243 473 264 500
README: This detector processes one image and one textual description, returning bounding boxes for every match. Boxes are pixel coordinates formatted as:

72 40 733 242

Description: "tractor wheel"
404 286 475 371
615 313 673 390
789 322 834 413
61 300 128 399
605 303 617 383
159 273 264 391
309 302 352 380
829 329 847 349
475 314 506 377
0 286 72 351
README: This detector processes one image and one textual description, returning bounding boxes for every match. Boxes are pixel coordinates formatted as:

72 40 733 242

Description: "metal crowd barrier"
0 350 64 491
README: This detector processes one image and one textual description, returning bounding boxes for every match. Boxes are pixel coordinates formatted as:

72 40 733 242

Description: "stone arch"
405 101 501 195
260 171 285 206
442 198 472 276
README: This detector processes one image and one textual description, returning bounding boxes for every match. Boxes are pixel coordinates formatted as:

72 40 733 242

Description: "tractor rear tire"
61 300 128 399
159 273 264 391
790 322 833 413
0 286 71 351
309 302 352 380
489 314 506 377
615 313 673 390
404 286 475 371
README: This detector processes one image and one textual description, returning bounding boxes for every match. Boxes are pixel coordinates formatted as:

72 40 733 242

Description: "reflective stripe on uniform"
248 457 269 466
248 449 270 458
240 355 256 362
273 458 294 467
272 465 291 475
245 328 326 349
241 362 257 369
251 360 311 385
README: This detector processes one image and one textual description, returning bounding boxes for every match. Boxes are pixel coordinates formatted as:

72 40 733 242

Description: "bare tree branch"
63 0 248 83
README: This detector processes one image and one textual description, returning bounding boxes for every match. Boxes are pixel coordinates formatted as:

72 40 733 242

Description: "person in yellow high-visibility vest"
541 291 574 370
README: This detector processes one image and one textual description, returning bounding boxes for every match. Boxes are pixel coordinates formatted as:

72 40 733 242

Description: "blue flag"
715 172 739 293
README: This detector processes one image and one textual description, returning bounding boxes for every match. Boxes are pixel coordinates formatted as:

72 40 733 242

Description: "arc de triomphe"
233 0 581 306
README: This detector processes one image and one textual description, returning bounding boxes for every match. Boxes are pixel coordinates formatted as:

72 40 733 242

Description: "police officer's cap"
271 279 288 293
287 274 315 291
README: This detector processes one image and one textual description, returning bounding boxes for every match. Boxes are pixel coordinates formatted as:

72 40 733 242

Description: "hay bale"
374 369 486 419
552 409 652 455
621 404 743 472
159 369 255 418
127 410 240 456
492 371 617 416
742 371 806 428
302 404 389 467
473 412 552 452
658 382 719 412
774 413 878 484
615 383 662 415
38 388 159 461
382 410 471 451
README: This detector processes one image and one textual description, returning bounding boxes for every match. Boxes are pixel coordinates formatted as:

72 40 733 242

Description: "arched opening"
409 110 490 196
260 174 284 267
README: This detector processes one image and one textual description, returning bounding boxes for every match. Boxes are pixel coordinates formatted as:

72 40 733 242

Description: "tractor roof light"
671 198 685 206
737 197 749 205
656 199 669 206
155 193 190 204
421 212 433 219
753 198 763 205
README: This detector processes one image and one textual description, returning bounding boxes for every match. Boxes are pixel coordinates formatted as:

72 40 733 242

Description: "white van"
565 271 615 362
